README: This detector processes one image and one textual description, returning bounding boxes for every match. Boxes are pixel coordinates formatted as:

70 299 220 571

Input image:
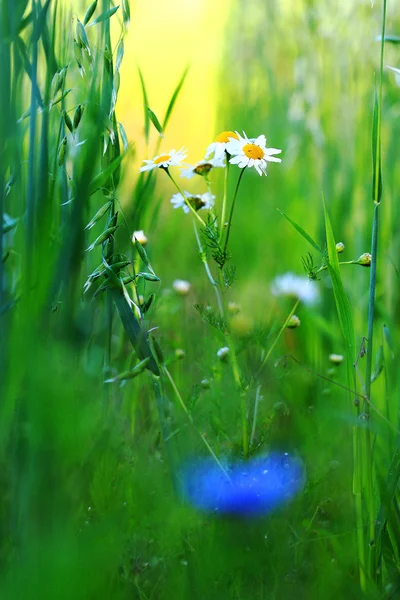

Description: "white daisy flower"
139 147 187 172
170 191 215 214
271 272 319 306
205 130 240 160
181 154 226 179
225 131 282 176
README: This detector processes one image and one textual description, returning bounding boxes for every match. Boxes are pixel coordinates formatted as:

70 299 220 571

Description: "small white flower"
271 272 319 306
170 191 215 214
173 279 191 296
205 130 240 160
329 353 344 365
132 230 148 246
217 346 230 361
226 131 282 176
139 148 187 172
181 155 226 179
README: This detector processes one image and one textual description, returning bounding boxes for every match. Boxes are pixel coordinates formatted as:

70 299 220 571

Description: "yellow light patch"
243 144 264 160
154 154 171 164
215 130 238 143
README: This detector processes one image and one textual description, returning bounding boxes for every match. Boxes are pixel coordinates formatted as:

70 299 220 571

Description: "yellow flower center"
243 143 264 160
154 154 171 164
215 131 238 143
194 162 213 176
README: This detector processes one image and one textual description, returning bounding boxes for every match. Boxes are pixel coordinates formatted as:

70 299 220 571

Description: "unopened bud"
217 347 230 362
175 348 185 360
133 230 148 246
335 242 345 254
329 353 344 365
357 253 372 267
172 279 191 296
287 315 301 329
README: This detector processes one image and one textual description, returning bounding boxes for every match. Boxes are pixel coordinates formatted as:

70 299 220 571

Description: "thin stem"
219 158 229 245
166 170 206 227
163 365 232 482
360 0 386 583
250 381 263 448
222 167 246 258
192 218 224 316
255 300 299 380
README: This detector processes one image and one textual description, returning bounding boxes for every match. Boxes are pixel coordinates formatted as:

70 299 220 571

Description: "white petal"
254 134 266 147
229 154 244 165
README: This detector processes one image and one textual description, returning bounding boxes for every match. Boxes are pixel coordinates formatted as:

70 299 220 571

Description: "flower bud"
329 353 344 365
133 230 148 246
217 347 230 361
175 348 185 360
172 279 191 296
287 315 300 329
335 242 345 254
357 253 372 267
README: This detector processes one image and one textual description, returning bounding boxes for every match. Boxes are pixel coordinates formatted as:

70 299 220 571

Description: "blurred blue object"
180 453 305 516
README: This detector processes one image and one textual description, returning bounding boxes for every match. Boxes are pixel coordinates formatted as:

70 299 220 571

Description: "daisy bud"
227 301 241 315
357 253 372 267
329 353 344 365
335 242 345 254
217 347 230 362
133 230 148 246
287 315 301 329
200 379 210 389
175 348 185 360
172 279 191 296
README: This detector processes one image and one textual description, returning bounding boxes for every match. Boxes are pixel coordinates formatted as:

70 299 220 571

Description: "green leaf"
87 5 119 27
110 288 159 375
147 107 164 138
278 209 322 254
372 86 382 205
88 154 125 195
138 68 150 143
163 65 189 130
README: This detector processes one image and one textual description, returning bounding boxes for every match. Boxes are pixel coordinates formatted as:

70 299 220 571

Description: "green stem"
222 167 246 258
192 218 224 316
166 170 206 227
219 158 229 245
361 0 386 583
163 365 231 482
255 300 299 380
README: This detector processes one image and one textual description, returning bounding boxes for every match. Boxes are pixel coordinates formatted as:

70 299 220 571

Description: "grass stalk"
361 0 386 583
